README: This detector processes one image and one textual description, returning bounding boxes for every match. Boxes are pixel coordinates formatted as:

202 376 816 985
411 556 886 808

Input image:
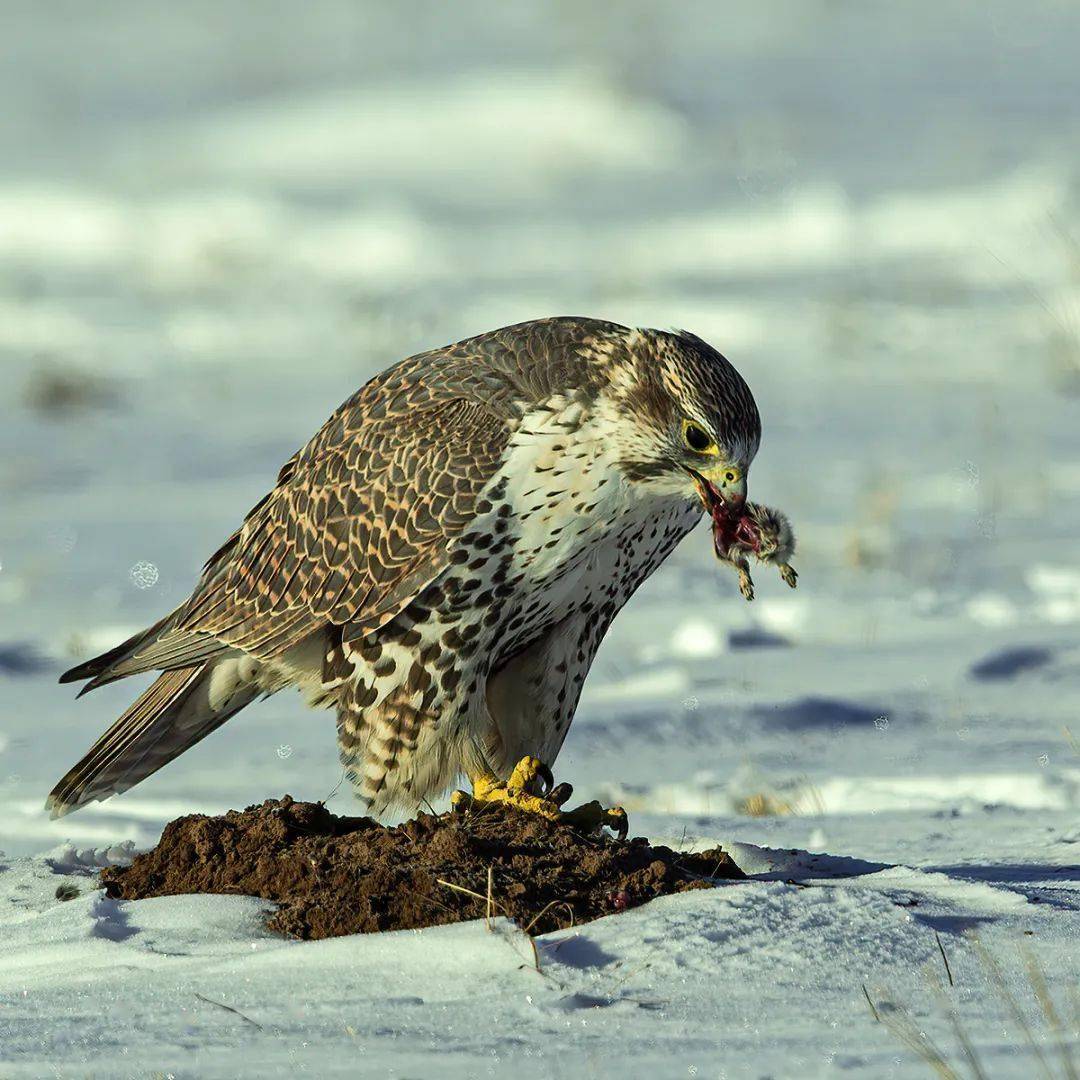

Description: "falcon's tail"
58 607 230 697
47 658 260 819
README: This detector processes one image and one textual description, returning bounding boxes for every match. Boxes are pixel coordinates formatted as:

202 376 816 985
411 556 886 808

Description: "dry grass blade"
935 932 955 988
1064 726 1079 758
1068 983 1080 1052
486 864 494 930
868 937 1078 1080
734 773 825 818
194 992 265 1031
864 985 962 1080
437 877 506 918
945 1007 990 1080
320 767 346 803
967 933 1056 1080
1021 944 1079 1080
981 228 1080 394
803 781 826 816
927 968 990 1080
522 900 576 935
735 791 796 817
439 875 576 937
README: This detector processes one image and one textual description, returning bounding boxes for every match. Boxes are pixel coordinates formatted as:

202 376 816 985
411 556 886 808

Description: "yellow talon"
560 800 629 838
453 756 628 839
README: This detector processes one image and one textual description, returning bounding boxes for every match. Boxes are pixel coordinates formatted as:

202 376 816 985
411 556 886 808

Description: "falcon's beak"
687 463 747 518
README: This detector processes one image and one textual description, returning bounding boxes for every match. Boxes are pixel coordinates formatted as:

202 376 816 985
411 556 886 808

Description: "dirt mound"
100 796 744 939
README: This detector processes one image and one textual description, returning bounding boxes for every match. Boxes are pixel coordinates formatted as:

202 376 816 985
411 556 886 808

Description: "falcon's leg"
455 610 628 836
467 756 557 816
452 756 628 839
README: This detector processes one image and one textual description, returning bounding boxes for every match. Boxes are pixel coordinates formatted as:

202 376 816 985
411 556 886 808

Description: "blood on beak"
686 465 749 559
687 466 746 518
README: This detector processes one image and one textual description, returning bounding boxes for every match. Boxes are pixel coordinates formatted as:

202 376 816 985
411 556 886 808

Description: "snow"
2 1 1079 1076
2 831 1075 1078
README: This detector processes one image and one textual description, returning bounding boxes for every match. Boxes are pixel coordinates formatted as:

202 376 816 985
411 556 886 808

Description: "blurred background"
2 1 1079 857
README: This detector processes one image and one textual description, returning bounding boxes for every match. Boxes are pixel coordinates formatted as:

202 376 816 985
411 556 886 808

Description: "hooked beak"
686 463 747 518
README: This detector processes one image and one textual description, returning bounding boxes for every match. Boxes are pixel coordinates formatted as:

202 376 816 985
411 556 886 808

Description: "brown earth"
100 795 744 939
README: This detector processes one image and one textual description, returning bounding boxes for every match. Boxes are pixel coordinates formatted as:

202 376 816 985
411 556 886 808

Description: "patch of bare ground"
100 796 744 939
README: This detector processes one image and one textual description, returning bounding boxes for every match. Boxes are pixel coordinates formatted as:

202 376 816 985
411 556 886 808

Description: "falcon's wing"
81 387 512 686
62 316 624 689
177 395 510 658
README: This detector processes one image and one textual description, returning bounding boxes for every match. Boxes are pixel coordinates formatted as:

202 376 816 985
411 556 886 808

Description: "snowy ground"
1 3 1079 1077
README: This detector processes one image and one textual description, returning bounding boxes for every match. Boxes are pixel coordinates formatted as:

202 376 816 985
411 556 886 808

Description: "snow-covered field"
1 3 1078 1076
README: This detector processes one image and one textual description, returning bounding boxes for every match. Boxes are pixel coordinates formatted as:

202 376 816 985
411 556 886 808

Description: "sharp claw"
536 762 555 796
548 782 574 807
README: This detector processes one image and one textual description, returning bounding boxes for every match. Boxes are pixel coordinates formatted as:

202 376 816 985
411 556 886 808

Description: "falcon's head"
604 328 762 521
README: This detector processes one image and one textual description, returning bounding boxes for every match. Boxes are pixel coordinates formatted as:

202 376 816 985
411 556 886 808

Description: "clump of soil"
100 796 744 939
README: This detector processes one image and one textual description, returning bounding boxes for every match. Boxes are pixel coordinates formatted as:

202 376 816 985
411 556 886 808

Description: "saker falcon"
48 317 793 833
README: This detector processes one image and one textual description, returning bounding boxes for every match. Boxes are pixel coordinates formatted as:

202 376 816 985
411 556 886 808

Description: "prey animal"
711 501 798 602
49 317 795 835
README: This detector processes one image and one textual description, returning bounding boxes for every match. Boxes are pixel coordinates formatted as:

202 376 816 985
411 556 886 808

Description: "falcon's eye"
681 420 716 455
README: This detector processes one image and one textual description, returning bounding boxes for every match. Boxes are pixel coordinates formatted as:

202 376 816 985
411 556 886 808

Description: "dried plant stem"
522 900 576 935
935 932 955 987
437 877 505 918
1021 944 1079 1080
863 984 961 1080
967 934 1056 1080
194 993 265 1031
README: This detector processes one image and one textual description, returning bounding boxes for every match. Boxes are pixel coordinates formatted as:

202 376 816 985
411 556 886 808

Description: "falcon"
48 317 779 834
